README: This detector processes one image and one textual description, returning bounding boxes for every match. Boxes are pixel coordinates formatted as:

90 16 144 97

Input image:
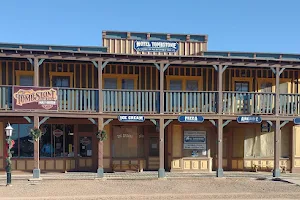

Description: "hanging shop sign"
294 118 300 125
80 137 91 146
261 121 271 132
178 115 204 123
12 86 58 111
237 116 262 124
53 129 64 137
183 131 206 150
118 115 145 122
134 40 179 52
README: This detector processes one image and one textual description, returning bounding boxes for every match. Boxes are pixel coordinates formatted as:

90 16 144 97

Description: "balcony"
1 85 300 116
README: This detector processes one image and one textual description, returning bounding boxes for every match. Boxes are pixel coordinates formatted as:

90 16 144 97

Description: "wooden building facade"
1 31 300 178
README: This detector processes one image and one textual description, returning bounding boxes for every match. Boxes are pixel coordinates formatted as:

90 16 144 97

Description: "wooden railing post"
98 60 103 113
34 58 39 86
160 63 164 114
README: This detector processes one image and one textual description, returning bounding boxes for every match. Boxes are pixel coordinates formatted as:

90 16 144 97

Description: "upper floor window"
166 76 202 91
50 72 73 88
52 76 70 87
15 71 34 86
103 74 138 89
235 82 249 92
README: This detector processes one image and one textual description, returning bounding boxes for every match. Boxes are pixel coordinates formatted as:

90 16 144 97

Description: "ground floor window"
233 126 290 158
40 124 74 158
183 129 207 157
112 126 144 158
11 123 34 158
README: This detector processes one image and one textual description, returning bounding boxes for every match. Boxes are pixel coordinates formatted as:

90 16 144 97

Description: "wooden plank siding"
0 60 98 88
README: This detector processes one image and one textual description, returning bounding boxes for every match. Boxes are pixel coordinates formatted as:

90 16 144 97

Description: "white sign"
184 143 207 150
183 131 207 150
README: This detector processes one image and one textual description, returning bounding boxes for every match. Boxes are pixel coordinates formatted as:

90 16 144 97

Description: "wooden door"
77 132 97 171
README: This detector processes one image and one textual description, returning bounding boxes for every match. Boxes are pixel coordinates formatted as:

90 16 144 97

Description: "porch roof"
0 42 300 69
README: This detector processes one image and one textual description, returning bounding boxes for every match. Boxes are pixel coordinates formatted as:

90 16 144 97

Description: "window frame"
232 77 253 92
50 72 74 88
166 75 203 90
257 78 291 93
15 70 34 86
102 74 138 89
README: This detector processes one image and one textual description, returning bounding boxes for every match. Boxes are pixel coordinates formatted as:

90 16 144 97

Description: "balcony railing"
223 92 275 115
2 85 300 116
0 86 12 110
103 89 159 113
279 94 300 115
58 88 99 112
164 91 217 114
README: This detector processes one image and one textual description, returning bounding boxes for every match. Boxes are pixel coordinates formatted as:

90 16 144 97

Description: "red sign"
13 86 58 111
53 129 64 137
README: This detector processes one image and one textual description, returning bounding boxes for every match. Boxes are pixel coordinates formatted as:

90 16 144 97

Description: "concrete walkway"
1 171 300 181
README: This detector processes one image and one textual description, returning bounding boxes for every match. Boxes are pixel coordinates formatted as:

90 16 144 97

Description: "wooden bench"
112 163 141 172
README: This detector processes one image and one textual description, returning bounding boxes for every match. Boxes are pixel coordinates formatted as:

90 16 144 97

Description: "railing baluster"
287 95 291 115
91 90 95 111
223 92 227 113
197 92 200 113
205 92 208 113
145 91 148 113
193 92 197 112
134 91 137 112
200 92 204 112
142 91 145 112
186 92 188 112
130 91 134 112
149 92 152 113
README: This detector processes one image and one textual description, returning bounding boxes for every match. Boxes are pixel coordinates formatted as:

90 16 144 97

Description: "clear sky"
1 0 299 53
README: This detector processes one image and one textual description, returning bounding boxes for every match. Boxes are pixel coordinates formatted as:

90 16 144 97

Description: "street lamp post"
5 123 13 186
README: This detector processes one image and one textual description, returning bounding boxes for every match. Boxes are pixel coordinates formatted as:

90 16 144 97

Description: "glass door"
235 81 250 113
77 132 97 171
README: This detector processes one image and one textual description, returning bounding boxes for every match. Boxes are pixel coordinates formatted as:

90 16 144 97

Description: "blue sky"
1 0 299 53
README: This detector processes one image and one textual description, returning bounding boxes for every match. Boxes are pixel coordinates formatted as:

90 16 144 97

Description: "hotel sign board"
118 115 145 122
178 115 204 123
12 86 58 111
237 116 262 124
134 40 179 52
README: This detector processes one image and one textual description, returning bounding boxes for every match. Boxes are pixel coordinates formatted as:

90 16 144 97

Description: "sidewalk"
1 171 300 181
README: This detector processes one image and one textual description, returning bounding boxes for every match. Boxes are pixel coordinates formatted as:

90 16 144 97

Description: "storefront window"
183 130 207 158
11 124 34 158
40 124 74 158
112 126 144 158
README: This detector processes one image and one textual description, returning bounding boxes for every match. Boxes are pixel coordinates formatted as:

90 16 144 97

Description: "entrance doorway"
77 132 97 171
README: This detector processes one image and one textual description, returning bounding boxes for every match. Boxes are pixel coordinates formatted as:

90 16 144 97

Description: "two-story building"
1 30 300 179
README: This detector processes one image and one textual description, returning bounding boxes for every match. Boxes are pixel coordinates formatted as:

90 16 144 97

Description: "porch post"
98 60 103 113
34 58 39 86
160 63 164 114
33 115 40 178
158 118 165 178
97 117 104 178
274 67 281 177
217 118 223 177
217 64 224 177
274 119 281 177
